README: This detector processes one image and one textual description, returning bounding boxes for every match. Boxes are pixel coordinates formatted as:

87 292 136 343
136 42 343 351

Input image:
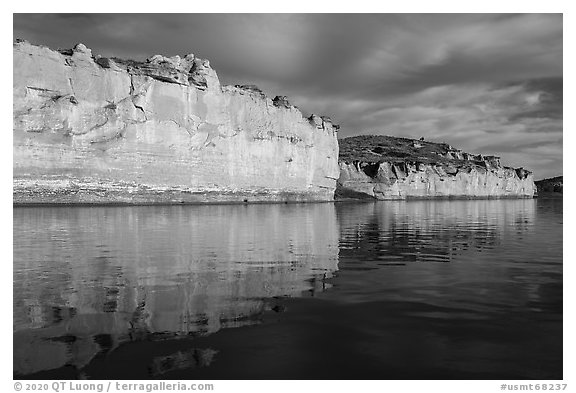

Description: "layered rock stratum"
13 40 339 204
337 135 536 199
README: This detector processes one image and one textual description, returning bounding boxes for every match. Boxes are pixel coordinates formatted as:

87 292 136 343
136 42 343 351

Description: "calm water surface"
13 198 562 379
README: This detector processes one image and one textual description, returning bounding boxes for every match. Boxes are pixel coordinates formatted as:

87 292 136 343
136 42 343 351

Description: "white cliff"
13 40 340 204
337 136 536 199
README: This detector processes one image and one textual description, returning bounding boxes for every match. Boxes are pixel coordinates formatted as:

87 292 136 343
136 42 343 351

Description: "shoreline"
13 194 544 208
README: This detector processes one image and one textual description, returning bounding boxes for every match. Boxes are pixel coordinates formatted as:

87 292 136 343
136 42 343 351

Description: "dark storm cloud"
507 77 563 121
13 13 562 178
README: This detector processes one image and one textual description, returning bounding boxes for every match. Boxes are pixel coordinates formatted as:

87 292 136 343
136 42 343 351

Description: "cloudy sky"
13 14 563 178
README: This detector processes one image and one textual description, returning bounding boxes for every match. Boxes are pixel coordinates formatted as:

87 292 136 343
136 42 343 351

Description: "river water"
13 198 562 379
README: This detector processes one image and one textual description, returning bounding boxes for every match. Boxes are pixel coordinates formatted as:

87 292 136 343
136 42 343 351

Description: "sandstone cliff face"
337 136 536 199
13 41 340 204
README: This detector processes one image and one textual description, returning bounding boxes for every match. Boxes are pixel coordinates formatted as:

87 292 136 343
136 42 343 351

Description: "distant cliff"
337 135 536 199
13 40 339 204
535 176 563 193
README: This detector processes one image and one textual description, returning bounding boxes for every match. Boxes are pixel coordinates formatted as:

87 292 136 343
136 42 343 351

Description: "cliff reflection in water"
327 199 560 380
334 200 550 313
13 204 339 376
338 200 535 265
13 198 560 379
